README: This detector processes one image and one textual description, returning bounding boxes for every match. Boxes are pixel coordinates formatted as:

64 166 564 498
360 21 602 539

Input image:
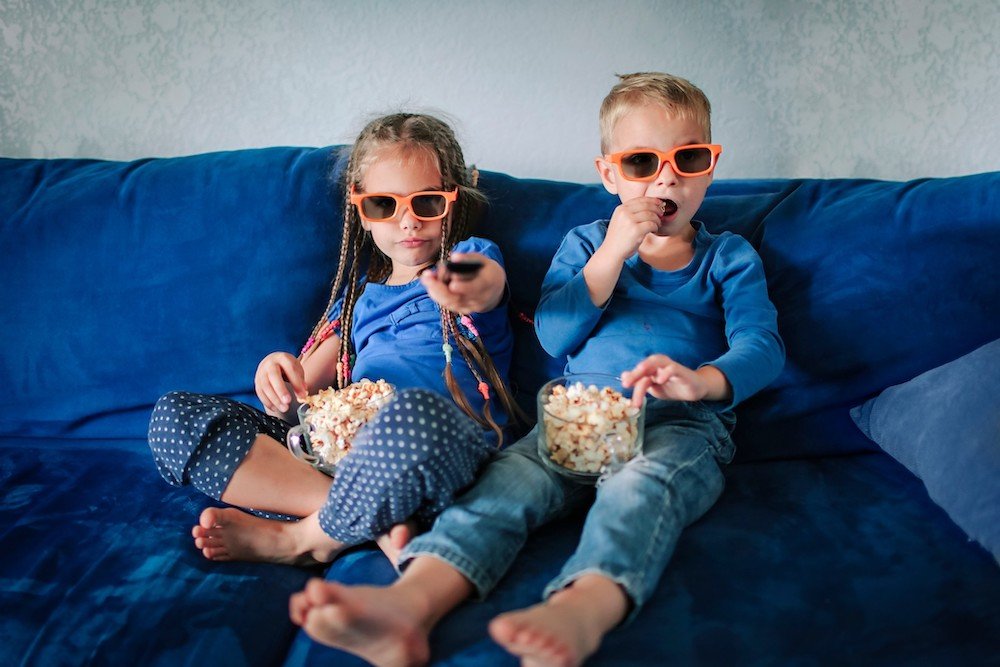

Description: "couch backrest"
1 148 340 441
482 170 1000 460
2 147 998 461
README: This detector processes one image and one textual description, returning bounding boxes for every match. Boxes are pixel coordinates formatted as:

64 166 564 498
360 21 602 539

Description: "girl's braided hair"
301 113 526 444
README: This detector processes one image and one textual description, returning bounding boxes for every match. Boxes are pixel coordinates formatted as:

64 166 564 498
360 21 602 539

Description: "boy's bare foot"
488 576 628 667
489 603 600 667
192 507 341 565
375 521 416 567
290 578 431 667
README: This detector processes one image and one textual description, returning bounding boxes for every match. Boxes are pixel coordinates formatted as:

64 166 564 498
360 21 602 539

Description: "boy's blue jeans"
399 401 735 621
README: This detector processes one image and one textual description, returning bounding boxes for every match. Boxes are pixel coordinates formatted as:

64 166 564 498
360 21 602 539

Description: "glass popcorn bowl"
286 380 395 476
536 373 645 483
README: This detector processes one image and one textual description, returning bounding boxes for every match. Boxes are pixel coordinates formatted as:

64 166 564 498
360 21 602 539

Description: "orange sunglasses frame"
349 185 458 222
606 144 723 181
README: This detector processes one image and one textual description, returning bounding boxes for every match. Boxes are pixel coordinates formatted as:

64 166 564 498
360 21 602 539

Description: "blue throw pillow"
850 339 1000 560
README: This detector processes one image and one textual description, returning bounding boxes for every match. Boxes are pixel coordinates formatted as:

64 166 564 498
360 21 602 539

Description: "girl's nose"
398 207 422 230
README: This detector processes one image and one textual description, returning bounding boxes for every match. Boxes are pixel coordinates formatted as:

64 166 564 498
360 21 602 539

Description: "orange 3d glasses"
350 185 458 222
606 144 722 181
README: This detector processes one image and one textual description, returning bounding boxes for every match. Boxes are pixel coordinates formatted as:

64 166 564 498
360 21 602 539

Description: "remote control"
444 260 484 278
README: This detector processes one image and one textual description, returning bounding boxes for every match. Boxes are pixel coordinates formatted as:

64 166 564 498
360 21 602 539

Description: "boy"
289 72 785 667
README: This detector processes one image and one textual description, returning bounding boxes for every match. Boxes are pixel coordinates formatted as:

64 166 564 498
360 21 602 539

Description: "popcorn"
541 382 641 473
301 379 394 467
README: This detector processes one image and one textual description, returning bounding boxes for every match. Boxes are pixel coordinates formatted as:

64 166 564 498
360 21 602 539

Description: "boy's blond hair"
599 72 712 154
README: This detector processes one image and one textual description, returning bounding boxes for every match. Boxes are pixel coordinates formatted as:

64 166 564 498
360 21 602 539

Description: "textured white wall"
1 0 997 181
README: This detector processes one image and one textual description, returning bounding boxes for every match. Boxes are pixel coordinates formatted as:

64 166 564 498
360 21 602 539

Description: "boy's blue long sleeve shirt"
534 220 784 412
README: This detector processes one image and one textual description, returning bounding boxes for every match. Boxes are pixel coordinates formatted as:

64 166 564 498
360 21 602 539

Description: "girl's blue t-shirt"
329 237 513 427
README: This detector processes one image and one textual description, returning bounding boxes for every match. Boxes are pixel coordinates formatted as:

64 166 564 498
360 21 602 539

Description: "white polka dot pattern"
148 388 492 540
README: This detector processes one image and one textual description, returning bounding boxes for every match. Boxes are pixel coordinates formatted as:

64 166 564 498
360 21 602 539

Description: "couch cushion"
478 171 1000 460
286 452 1000 665
730 174 1000 460
4 149 998 463
851 338 1000 559
0 438 313 666
0 148 341 441
4 441 996 666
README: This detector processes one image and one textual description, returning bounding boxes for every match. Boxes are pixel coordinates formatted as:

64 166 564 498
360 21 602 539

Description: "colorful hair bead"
459 315 480 339
300 336 316 356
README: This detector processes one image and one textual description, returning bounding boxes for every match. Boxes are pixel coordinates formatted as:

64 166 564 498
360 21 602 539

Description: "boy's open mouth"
660 198 678 216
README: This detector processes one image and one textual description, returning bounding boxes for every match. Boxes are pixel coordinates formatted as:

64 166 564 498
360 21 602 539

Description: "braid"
300 167 357 362
456 332 530 428
337 228 367 388
437 180 530 443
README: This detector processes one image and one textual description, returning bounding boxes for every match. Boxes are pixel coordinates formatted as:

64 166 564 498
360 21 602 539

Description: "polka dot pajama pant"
148 387 493 545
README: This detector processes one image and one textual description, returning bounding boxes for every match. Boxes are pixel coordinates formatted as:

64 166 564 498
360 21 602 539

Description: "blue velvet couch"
1 146 998 666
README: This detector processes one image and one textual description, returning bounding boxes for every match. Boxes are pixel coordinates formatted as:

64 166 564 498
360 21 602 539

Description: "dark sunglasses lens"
621 152 660 179
674 147 712 174
361 195 397 220
411 194 447 219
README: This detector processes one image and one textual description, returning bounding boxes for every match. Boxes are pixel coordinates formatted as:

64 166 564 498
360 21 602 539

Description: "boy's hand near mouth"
602 195 667 262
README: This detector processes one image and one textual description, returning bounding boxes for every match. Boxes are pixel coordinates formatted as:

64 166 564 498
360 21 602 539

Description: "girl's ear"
595 157 619 196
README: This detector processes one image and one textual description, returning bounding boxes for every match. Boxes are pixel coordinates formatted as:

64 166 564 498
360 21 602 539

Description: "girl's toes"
198 507 224 529
202 546 230 561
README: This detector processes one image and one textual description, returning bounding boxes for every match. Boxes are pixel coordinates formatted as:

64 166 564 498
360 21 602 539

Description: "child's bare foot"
192 507 341 565
290 578 431 667
375 521 416 567
488 576 628 667
489 603 600 667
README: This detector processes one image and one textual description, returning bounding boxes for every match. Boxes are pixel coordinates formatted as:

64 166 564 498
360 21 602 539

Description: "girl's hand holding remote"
420 252 506 315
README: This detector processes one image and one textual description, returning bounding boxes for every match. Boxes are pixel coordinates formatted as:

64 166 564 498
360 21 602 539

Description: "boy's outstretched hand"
621 354 731 407
420 252 506 314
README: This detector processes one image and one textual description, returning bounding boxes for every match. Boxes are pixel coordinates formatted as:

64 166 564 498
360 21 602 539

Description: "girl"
148 113 523 567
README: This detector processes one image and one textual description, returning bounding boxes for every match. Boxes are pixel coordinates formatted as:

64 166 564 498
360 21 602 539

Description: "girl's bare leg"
488 574 629 667
220 433 333 515
192 433 338 563
289 555 474 667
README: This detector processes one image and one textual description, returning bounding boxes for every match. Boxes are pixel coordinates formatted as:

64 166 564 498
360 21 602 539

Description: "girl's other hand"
420 252 506 314
255 352 309 415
